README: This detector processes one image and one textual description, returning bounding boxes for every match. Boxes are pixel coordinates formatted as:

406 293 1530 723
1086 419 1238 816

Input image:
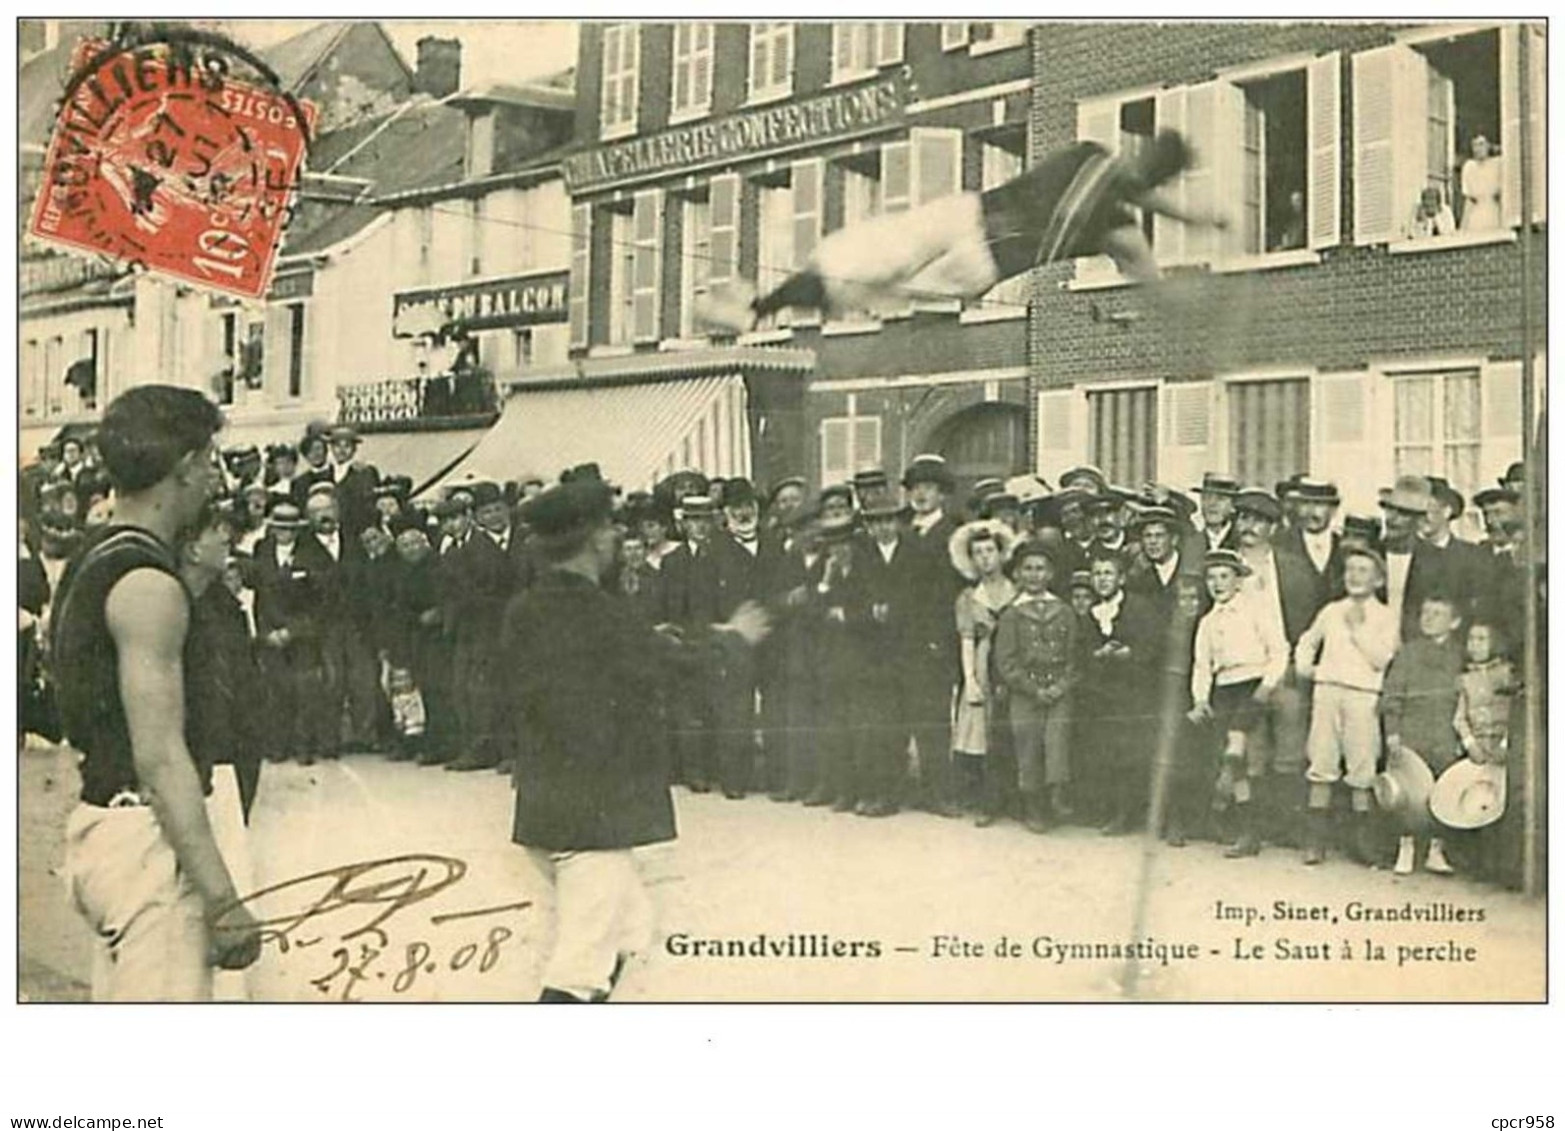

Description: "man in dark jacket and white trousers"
502 477 768 1002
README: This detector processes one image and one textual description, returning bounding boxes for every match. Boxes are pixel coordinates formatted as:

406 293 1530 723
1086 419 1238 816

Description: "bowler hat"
657 469 710 504
1373 746 1437 834
433 497 470 519
1501 461 1525 487
469 481 505 508
1430 760 1507 830
1233 488 1282 522
520 479 616 538
1009 538 1057 573
901 454 955 491
767 476 807 504
1194 472 1241 496
861 498 904 520
1341 514 1382 546
387 512 427 538
1067 568 1094 591
1425 476 1465 519
267 442 298 461
1473 485 1520 509
1203 548 1251 576
723 477 759 509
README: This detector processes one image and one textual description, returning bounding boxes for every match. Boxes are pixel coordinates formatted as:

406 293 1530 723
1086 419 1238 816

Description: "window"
44 336 62 416
1228 378 1310 488
512 328 534 373
23 339 41 417
241 321 265 389
832 24 878 83
680 193 712 338
749 23 793 103
631 190 663 342
969 22 1026 54
1392 368 1482 503
286 305 306 398
941 23 970 51
607 206 636 345
834 152 886 321
1355 25 1545 245
1088 386 1159 485
1077 53 1342 278
820 415 883 484
416 207 433 285
754 177 794 329
468 198 484 277
979 133 1028 314
600 23 640 139
219 312 238 405
671 22 714 121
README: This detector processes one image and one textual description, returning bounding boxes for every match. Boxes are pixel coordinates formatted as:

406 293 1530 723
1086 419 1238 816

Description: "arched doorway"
933 402 1028 503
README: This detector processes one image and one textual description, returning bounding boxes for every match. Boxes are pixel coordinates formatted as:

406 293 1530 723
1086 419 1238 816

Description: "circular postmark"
32 23 318 299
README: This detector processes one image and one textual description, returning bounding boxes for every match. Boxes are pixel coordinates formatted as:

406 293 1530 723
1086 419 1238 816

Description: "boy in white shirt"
1294 544 1401 865
1190 549 1289 858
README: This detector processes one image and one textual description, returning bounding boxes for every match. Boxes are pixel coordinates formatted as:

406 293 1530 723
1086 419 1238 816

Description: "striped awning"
354 426 491 496
428 373 751 496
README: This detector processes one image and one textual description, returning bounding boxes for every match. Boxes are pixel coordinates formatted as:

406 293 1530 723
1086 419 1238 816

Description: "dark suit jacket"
711 531 787 621
1276 526 1346 608
1080 589 1162 706
251 535 328 643
903 513 963 656
659 541 723 630
1388 540 1447 644
855 534 920 655
1424 534 1496 628
504 569 677 851
330 462 382 540
450 528 521 646
1269 536 1339 645
292 465 335 509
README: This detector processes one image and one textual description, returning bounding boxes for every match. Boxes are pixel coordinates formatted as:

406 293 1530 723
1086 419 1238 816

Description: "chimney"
415 36 461 99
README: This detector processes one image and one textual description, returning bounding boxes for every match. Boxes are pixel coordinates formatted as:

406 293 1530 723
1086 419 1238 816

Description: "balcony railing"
336 371 500 428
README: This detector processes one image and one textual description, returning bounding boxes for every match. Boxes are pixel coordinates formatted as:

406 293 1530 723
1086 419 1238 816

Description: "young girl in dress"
950 520 1019 824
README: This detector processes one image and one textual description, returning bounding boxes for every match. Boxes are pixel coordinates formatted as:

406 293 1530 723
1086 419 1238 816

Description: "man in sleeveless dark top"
52 385 262 1000
698 130 1227 334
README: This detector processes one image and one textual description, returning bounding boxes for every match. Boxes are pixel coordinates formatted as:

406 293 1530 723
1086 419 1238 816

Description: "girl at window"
1459 135 1503 232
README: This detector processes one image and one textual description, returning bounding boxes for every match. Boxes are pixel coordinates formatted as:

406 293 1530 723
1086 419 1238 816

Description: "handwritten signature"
216 853 533 1001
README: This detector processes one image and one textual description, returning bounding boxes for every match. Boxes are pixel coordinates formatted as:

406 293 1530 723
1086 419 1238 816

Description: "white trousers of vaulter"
526 848 655 1001
206 765 254 1002
64 804 212 1002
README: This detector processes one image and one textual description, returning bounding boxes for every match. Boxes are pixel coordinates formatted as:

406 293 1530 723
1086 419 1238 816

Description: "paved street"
19 738 1545 1003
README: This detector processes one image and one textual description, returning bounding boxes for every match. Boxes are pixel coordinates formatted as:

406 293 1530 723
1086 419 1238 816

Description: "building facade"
561 21 1033 495
1028 21 1546 517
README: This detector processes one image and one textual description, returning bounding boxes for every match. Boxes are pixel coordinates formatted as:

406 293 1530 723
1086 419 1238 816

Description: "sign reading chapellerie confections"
564 70 912 193
392 270 570 338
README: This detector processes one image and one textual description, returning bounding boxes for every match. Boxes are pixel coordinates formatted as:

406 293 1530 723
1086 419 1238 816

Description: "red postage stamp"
29 37 317 301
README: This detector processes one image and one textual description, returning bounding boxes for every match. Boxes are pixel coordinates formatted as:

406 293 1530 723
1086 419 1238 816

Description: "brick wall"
1026 22 1548 452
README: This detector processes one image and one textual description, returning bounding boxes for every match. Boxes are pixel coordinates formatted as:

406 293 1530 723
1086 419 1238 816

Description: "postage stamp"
29 33 317 300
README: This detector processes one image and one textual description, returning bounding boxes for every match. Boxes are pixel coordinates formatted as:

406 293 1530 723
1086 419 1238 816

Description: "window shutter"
881 140 912 217
852 416 882 471
621 24 640 132
821 419 851 483
791 158 823 268
751 27 770 97
941 23 970 51
1035 387 1088 483
694 23 712 110
830 25 845 81
912 127 963 205
1158 380 1214 492
772 26 792 89
1352 44 1421 246
1074 98 1121 284
632 190 663 343
1182 80 1245 265
1307 52 1342 250
569 202 591 349
1480 360 1524 486
1498 24 1543 228
1314 371 1385 513
673 24 690 111
708 173 740 291
601 25 620 129
876 23 905 66
1154 87 1189 266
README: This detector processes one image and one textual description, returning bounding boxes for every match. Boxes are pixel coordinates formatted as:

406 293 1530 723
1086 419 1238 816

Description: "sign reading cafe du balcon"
564 70 913 193
392 270 569 339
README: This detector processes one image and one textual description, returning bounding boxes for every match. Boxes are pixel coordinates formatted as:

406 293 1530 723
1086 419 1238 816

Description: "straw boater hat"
949 519 1020 581
1005 474 1052 505
1203 548 1251 577
1372 746 1437 833
1430 760 1508 830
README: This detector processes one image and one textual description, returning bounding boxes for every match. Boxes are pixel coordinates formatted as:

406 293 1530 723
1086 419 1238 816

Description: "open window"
1356 24 1545 248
